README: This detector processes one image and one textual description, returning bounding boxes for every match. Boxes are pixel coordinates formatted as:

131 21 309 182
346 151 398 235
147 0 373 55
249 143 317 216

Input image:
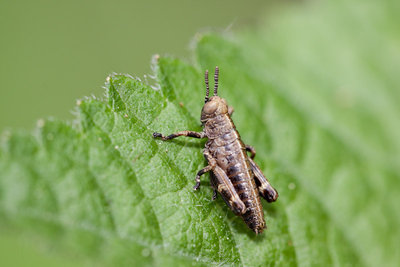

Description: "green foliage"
1 1 399 266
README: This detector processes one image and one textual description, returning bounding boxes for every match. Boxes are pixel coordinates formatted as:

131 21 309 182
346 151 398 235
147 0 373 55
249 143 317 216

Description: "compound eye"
203 101 218 114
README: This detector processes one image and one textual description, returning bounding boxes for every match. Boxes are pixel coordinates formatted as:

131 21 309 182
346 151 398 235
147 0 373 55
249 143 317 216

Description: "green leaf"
1 0 399 266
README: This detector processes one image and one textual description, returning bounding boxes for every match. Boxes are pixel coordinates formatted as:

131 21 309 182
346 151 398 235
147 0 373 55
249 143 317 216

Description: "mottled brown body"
206 114 265 232
153 67 278 234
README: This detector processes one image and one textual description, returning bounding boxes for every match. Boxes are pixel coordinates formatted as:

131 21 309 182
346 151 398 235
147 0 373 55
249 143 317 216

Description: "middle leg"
193 149 216 191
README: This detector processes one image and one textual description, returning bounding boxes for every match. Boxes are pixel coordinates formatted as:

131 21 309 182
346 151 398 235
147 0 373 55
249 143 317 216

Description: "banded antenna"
204 70 209 103
214 66 219 96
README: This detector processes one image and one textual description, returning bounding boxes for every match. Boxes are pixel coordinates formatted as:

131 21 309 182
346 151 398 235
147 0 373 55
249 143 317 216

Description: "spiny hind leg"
153 130 205 140
206 156 246 214
212 165 246 215
248 157 278 202
245 145 256 159
193 150 246 214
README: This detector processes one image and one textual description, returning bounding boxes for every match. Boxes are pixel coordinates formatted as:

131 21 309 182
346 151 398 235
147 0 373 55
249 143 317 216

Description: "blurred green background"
0 0 272 265
0 0 269 131
3 1 398 266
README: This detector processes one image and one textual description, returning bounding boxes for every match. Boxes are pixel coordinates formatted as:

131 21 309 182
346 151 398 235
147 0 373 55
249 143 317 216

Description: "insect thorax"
204 114 236 140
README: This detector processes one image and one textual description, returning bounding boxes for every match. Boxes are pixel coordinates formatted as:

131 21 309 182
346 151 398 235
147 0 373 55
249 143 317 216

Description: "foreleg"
153 130 205 140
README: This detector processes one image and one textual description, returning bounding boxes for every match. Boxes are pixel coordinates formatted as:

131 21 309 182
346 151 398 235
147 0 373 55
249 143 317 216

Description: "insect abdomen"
207 115 265 233
226 147 265 233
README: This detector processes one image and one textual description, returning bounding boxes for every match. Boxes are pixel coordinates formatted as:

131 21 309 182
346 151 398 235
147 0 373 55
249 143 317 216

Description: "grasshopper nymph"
153 67 278 234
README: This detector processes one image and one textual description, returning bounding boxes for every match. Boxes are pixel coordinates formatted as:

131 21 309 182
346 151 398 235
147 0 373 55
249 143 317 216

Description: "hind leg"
248 157 278 202
210 165 246 215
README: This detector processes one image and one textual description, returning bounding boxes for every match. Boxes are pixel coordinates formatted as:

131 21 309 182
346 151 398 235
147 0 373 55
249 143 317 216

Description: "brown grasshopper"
153 67 278 234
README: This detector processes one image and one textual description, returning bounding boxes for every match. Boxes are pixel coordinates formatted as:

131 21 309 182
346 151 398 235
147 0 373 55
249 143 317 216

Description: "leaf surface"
1 1 399 266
